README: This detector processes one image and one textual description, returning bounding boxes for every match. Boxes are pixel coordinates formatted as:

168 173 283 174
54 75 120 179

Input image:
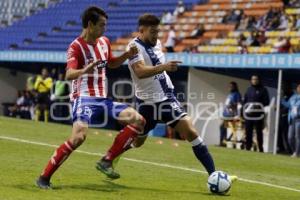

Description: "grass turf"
0 116 299 200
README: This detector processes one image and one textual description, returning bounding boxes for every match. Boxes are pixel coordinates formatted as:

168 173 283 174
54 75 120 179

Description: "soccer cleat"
291 153 299 158
36 176 52 189
96 159 120 179
229 175 238 183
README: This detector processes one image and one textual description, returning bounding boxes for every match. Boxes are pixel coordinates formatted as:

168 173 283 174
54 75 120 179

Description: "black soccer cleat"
96 158 120 180
36 176 52 189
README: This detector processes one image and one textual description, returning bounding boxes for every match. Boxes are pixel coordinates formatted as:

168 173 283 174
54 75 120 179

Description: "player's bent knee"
132 114 146 130
71 132 87 148
71 122 88 147
138 115 146 128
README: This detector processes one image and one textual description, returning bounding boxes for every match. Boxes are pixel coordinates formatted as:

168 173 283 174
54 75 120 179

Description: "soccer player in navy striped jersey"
99 14 234 182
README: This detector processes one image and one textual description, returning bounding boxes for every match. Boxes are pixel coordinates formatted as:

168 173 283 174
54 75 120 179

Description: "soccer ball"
207 171 231 194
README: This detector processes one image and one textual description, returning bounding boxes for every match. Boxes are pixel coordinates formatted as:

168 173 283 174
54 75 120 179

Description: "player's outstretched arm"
65 60 101 80
131 60 181 79
108 45 138 69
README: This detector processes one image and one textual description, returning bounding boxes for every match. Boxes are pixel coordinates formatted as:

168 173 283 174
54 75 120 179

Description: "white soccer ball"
207 171 231 194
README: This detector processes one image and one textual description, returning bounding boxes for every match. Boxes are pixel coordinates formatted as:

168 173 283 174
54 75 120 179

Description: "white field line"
1 135 300 193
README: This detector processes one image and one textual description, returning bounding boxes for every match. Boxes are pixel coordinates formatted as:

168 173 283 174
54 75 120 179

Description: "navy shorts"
72 97 128 127
136 96 187 135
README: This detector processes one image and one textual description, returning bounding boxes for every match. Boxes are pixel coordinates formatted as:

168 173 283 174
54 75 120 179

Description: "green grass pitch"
0 116 299 200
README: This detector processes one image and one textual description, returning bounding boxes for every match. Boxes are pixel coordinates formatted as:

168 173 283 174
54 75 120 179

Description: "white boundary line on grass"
1 135 300 193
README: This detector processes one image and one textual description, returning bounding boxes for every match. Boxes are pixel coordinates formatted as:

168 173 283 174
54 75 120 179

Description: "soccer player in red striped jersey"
36 6 146 189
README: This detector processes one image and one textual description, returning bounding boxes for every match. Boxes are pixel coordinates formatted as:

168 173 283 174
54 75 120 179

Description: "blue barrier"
148 123 167 137
0 50 300 69
0 51 65 63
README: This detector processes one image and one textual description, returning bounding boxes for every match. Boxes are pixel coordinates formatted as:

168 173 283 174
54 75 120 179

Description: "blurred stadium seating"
0 0 298 53
0 0 201 51
111 0 300 54
0 0 52 26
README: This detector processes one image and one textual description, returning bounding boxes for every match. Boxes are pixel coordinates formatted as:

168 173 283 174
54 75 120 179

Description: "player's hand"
163 61 182 72
82 59 101 74
126 44 139 59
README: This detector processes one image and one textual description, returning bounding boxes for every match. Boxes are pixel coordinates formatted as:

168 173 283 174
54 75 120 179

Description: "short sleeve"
66 42 80 70
127 42 144 66
45 78 53 90
233 92 242 103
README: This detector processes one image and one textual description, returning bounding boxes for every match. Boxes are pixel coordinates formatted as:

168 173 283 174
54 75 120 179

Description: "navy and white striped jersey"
127 37 174 103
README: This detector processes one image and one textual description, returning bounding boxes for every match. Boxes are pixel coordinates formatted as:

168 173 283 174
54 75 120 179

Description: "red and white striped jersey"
66 36 114 101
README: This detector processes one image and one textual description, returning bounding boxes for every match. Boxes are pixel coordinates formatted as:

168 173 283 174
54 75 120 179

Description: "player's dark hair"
81 6 108 28
229 81 239 92
138 14 160 27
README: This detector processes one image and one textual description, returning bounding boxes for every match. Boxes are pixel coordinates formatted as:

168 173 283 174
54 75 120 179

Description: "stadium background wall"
0 67 31 115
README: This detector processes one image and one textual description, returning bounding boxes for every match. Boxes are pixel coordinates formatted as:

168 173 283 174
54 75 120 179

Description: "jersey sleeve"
101 36 115 63
233 92 241 104
66 42 81 70
34 76 41 90
45 78 53 90
127 41 144 66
